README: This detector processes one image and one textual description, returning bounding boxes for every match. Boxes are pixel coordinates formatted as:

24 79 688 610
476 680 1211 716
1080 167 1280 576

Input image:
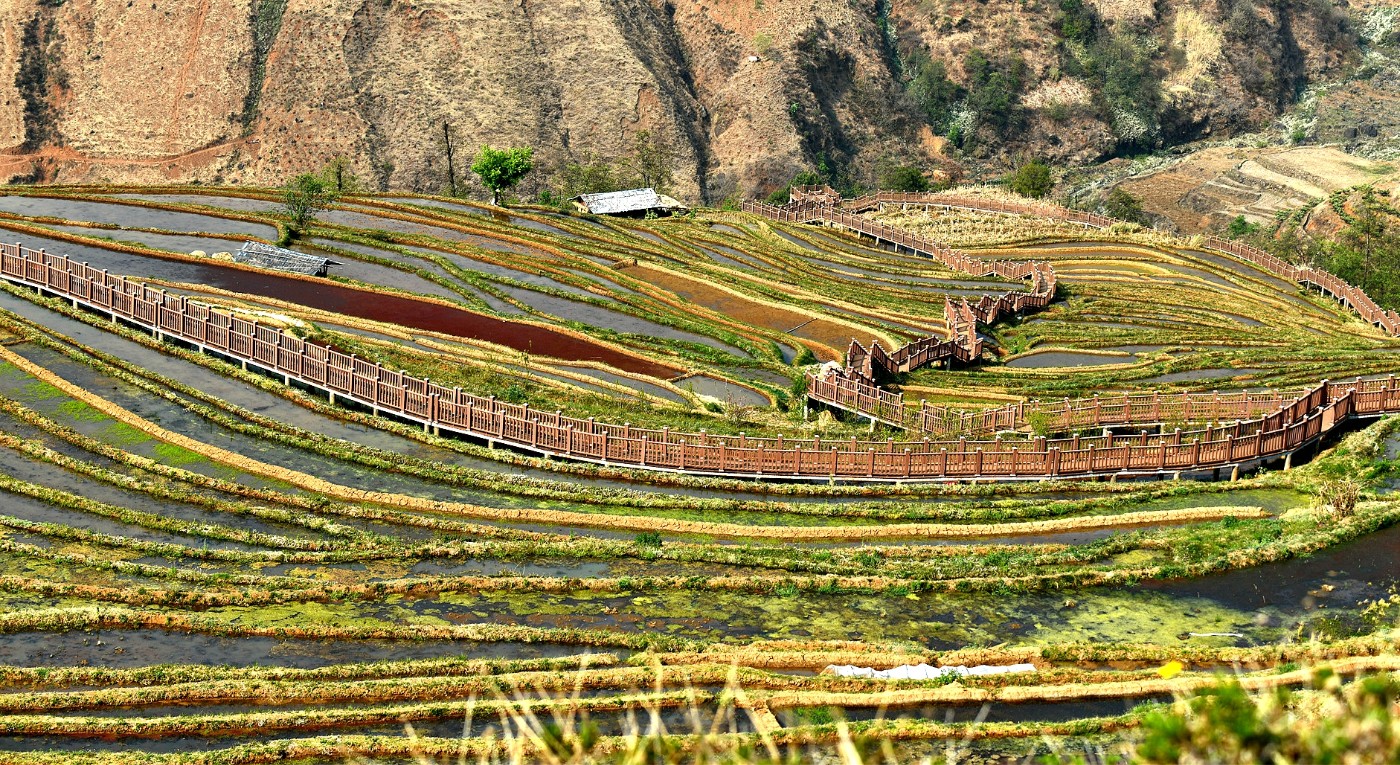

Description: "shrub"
634 532 663 548
1316 478 1360 520
963 49 1028 140
1133 673 1400 764
1007 160 1053 199
877 163 931 192
1102 187 1148 224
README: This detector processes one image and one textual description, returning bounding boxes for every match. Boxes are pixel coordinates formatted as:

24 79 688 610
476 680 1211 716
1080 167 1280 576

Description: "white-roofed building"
571 188 687 217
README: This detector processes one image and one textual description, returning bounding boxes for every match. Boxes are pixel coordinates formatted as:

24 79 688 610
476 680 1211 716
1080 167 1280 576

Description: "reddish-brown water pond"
6 230 676 377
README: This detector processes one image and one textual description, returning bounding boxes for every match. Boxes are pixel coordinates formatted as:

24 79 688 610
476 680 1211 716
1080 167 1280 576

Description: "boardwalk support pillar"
1283 451 1293 471
1230 464 1240 482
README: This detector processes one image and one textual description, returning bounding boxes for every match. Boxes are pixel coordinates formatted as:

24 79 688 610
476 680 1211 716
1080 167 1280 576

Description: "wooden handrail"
4 234 1396 481
752 188 1400 437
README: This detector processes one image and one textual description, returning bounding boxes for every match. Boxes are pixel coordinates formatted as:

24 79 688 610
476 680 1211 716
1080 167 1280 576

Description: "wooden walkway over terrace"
746 188 1400 438
4 196 1399 482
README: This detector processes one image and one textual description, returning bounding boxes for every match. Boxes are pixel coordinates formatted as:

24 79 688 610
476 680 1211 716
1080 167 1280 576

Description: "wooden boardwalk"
3 217 1399 482
743 193 1056 430
748 189 1400 436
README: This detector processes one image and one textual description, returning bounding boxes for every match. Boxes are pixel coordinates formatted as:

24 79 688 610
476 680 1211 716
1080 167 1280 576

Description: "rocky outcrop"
0 0 1370 199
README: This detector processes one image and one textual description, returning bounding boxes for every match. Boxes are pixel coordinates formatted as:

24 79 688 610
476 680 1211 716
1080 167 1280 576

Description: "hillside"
0 0 1388 201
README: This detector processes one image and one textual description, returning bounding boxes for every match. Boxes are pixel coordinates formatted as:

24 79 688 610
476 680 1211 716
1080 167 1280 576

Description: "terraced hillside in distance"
1 185 1399 763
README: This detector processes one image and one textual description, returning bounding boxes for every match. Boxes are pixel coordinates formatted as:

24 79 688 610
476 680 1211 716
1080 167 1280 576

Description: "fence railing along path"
758 187 1400 436
742 194 1056 430
829 188 1400 334
5 240 1397 482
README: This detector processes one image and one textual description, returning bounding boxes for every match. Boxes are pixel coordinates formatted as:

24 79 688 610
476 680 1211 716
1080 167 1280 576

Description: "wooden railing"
5 238 1398 482
842 190 1400 333
742 198 1058 428
917 388 1316 438
758 188 1400 436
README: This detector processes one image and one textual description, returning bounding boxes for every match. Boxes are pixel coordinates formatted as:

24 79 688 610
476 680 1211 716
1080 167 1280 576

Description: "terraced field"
0 186 1398 762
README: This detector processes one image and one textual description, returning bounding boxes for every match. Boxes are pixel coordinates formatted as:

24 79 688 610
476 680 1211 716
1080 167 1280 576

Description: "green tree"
558 153 621 199
1342 190 1389 273
1225 214 1260 239
1055 0 1098 43
471 145 535 206
906 53 963 131
319 155 361 195
1101 187 1146 223
622 130 675 193
281 172 339 238
964 49 1027 139
1007 160 1053 199
878 163 931 192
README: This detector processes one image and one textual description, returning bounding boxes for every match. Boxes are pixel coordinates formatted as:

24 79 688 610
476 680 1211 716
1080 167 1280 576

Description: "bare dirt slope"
0 0 907 202
1117 145 1397 234
0 0 1384 200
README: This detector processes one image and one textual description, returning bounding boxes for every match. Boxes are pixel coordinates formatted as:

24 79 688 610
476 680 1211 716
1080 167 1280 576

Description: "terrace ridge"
4 190 1400 481
749 187 1400 436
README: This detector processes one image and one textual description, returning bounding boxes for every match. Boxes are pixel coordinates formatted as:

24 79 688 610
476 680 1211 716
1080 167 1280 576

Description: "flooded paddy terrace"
0 187 1397 759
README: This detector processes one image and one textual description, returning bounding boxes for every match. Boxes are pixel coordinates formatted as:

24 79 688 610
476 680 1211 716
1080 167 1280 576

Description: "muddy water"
0 229 674 377
0 444 328 546
772 229 821 251
35 225 466 304
430 248 604 299
37 224 246 259
409 523 1400 648
494 284 749 358
1145 521 1400 613
710 223 748 237
1157 263 1241 291
624 264 874 355
558 366 689 404
675 375 769 407
1007 351 1134 369
107 193 283 213
312 239 522 313
1187 249 1299 292
698 245 757 270
0 195 276 239
0 629 608 669
793 251 1019 293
